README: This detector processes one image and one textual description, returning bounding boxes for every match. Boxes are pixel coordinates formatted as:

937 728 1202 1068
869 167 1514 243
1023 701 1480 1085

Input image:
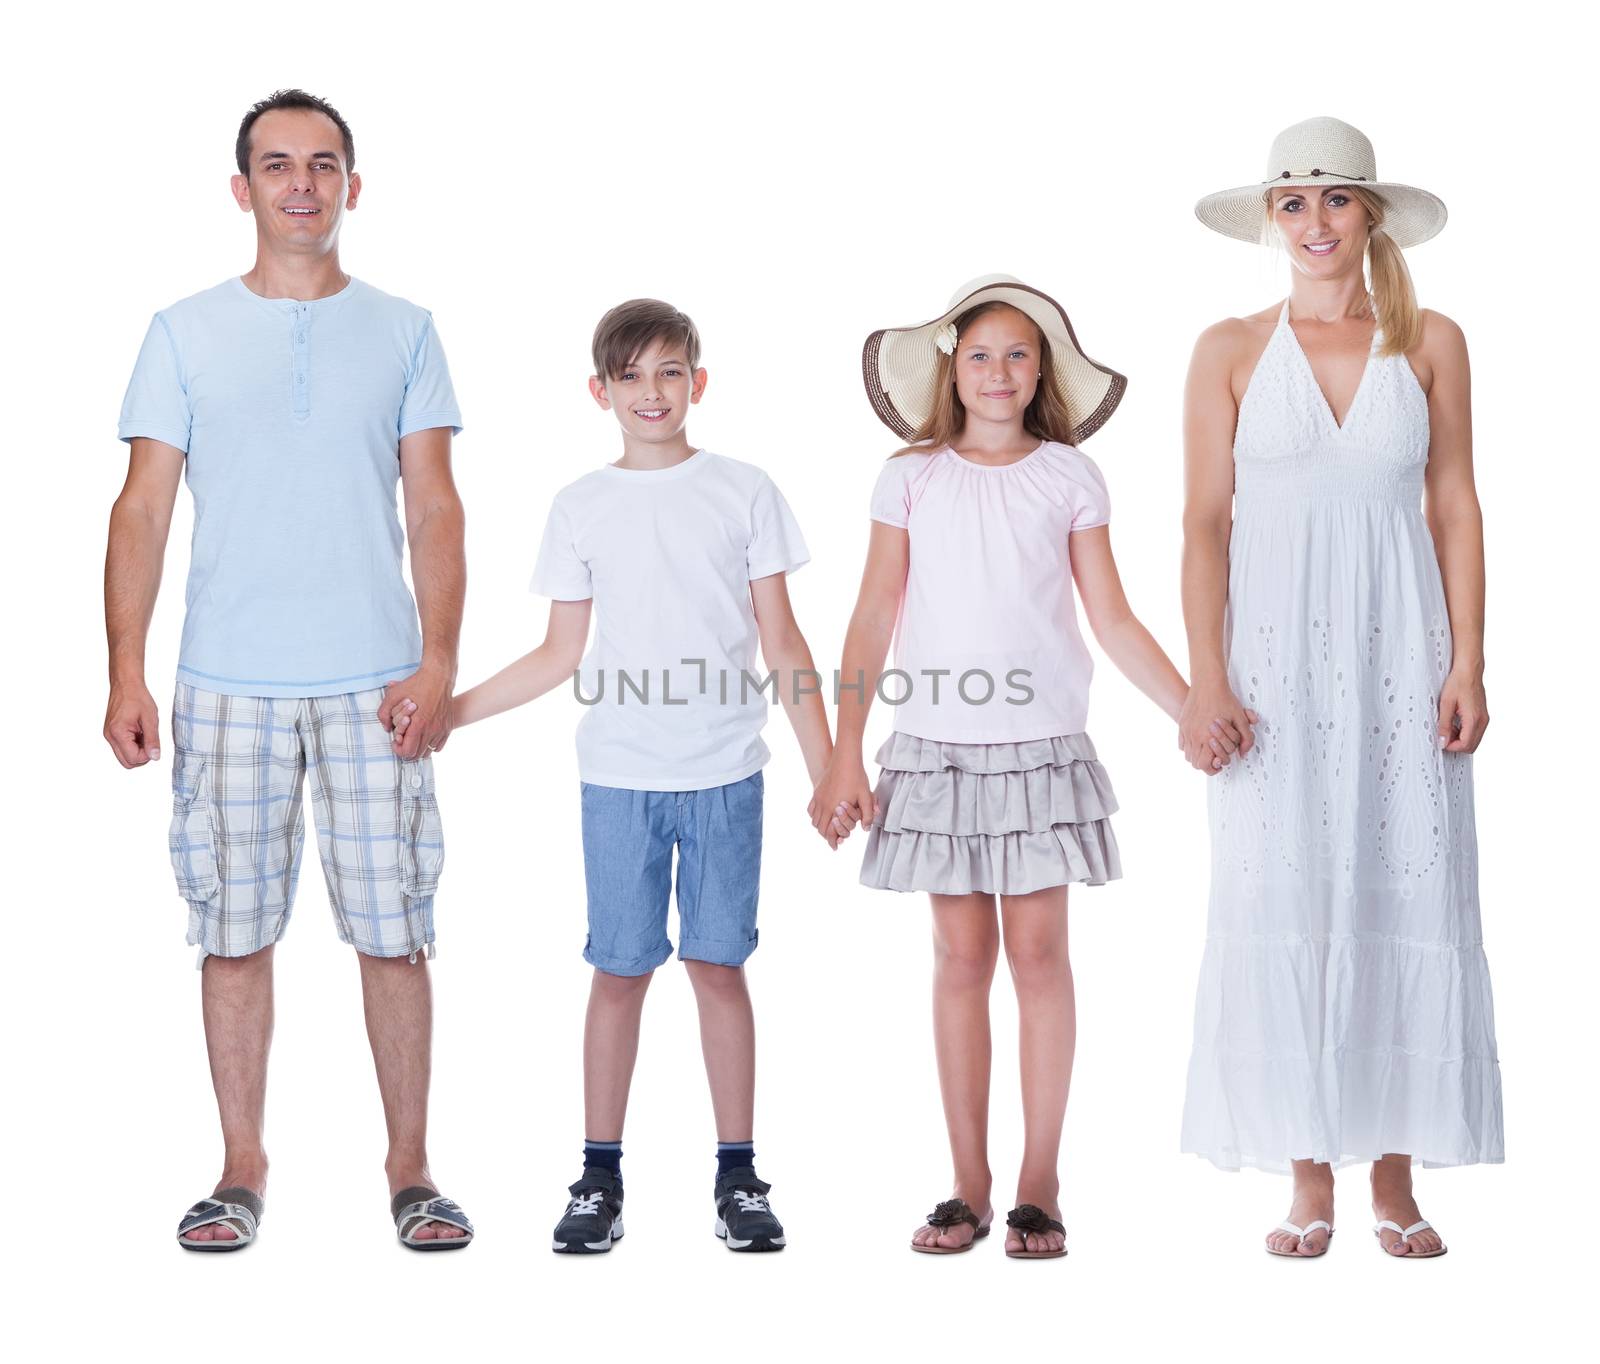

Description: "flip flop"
177 1186 263 1252
1266 1219 1334 1257
911 1198 991 1254
392 1185 475 1251
1373 1218 1447 1258
1004 1204 1067 1259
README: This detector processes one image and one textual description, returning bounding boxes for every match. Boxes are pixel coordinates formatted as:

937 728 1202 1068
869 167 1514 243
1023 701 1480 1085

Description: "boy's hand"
379 664 454 759
809 798 861 849
387 697 418 744
805 793 860 849
810 758 876 849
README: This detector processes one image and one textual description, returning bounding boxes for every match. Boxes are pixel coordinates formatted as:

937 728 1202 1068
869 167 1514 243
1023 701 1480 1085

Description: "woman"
1177 118 1503 1258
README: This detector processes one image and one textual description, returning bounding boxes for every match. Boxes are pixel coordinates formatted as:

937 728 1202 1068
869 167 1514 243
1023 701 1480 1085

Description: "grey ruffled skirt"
859 731 1122 895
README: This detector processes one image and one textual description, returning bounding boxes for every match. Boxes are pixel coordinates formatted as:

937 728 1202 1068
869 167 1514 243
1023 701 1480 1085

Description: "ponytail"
1351 187 1421 357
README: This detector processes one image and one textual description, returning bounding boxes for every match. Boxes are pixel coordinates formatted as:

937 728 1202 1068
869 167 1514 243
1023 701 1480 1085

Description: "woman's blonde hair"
1348 187 1421 357
1265 185 1421 357
894 302 1078 457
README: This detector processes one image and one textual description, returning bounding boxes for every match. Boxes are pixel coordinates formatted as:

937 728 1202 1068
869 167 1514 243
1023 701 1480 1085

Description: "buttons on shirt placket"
291 303 310 417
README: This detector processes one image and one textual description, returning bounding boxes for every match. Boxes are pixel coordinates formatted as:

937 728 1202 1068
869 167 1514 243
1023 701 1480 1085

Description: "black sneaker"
714 1166 786 1252
552 1167 624 1254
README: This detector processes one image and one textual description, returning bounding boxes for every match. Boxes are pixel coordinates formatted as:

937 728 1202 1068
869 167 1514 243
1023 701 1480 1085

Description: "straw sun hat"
862 274 1126 444
1195 116 1447 249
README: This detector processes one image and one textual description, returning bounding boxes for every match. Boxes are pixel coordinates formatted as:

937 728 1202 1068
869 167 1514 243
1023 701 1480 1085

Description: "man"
106 89 473 1251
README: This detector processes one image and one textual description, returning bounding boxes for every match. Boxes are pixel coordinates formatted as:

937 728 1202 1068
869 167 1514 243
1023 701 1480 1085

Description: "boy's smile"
589 337 708 466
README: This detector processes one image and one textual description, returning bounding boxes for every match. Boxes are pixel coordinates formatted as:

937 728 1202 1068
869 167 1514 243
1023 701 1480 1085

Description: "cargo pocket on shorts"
169 754 220 903
399 758 445 898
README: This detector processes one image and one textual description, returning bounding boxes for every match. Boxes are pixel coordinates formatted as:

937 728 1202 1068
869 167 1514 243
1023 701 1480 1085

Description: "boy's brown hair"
591 299 701 381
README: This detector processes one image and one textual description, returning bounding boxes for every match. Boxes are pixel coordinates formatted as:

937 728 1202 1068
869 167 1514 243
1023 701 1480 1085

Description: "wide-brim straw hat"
862 274 1126 444
1195 116 1447 249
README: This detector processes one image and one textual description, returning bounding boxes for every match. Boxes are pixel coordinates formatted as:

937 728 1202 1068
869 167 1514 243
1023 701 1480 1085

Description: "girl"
1178 118 1502 1258
811 275 1188 1257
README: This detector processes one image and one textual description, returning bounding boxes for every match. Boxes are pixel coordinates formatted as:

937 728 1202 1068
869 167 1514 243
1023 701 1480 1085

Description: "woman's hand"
1437 667 1489 753
809 755 876 849
1178 677 1259 774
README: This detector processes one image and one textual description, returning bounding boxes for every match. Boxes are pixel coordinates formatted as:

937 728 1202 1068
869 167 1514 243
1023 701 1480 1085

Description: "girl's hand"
809 757 876 849
1438 668 1489 753
824 800 861 846
1178 679 1259 775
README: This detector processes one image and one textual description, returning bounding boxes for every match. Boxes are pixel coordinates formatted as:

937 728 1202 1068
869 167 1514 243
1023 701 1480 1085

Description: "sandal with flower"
1004 1203 1067 1259
911 1198 991 1254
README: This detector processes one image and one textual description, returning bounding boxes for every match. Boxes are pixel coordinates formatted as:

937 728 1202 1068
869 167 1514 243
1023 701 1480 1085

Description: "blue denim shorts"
579 771 763 976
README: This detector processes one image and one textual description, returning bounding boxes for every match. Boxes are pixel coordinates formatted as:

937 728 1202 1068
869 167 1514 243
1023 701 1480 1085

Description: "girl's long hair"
894 302 1079 456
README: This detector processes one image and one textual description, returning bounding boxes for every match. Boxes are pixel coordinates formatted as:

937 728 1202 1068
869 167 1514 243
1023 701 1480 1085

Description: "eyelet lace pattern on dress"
1180 303 1504 1174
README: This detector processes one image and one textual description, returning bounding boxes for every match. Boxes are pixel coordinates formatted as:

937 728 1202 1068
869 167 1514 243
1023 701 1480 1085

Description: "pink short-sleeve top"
869 440 1110 744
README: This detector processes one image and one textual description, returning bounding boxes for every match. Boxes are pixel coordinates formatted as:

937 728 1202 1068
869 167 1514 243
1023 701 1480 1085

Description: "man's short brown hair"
591 299 701 381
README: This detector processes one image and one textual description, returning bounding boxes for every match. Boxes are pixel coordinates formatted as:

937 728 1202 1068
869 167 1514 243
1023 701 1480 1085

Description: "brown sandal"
911 1198 992 1254
1005 1204 1067 1259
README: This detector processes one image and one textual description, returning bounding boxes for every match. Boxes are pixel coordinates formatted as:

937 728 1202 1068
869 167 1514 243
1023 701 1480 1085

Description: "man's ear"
346 170 362 210
230 172 252 213
588 375 612 410
690 367 709 404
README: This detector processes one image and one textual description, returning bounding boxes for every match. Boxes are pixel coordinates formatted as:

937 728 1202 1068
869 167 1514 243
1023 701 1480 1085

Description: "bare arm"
809 520 908 834
379 427 466 758
453 598 593 727
750 573 833 786
1419 311 1489 753
1067 525 1188 721
103 438 183 767
1178 323 1258 773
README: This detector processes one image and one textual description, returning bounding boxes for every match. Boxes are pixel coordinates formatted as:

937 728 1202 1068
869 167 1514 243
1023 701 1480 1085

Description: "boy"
397 299 843 1251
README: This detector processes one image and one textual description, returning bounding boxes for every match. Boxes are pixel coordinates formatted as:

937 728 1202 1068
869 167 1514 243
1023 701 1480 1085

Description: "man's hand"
379 663 454 759
105 677 161 768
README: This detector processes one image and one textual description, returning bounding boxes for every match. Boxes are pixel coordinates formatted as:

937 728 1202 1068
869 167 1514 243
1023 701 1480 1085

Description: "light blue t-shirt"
118 276 462 697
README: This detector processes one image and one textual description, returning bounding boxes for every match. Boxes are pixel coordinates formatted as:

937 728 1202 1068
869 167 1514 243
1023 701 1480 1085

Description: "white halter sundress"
1180 302 1504 1172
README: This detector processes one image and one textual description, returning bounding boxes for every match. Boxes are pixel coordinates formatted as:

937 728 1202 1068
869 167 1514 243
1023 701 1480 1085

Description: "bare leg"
909 892 999 1251
1264 1160 1336 1255
1371 1155 1445 1255
684 962 755 1141
187 946 274 1242
584 968 654 1141
358 950 462 1241
1000 886 1072 1255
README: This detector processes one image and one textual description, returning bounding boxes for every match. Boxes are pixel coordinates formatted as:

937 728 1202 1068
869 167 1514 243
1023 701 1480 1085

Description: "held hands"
378 663 454 760
809 756 874 850
1178 678 1260 775
104 677 161 768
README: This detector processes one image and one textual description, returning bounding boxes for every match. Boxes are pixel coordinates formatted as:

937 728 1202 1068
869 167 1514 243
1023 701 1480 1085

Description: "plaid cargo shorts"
168 683 444 960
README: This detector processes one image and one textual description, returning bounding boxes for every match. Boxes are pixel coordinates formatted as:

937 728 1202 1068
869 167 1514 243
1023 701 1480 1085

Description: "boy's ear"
689 367 708 404
588 374 612 410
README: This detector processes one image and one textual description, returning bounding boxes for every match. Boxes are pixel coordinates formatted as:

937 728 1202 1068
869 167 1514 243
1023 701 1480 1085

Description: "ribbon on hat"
1264 168 1369 183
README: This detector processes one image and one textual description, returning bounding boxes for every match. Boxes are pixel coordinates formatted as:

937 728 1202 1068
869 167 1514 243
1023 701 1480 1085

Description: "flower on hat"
934 322 958 355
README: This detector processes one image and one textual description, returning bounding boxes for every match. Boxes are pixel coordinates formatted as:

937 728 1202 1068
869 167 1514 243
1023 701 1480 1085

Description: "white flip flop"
1373 1218 1447 1258
1266 1218 1334 1257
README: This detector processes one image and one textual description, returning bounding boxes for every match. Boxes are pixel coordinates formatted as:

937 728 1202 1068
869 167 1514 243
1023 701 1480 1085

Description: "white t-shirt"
869 441 1110 744
531 450 810 790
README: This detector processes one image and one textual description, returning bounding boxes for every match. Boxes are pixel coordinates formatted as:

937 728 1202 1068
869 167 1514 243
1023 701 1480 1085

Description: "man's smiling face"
231 107 359 252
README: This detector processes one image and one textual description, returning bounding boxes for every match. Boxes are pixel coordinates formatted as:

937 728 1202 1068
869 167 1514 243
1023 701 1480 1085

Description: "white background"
6 1 1594 1358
